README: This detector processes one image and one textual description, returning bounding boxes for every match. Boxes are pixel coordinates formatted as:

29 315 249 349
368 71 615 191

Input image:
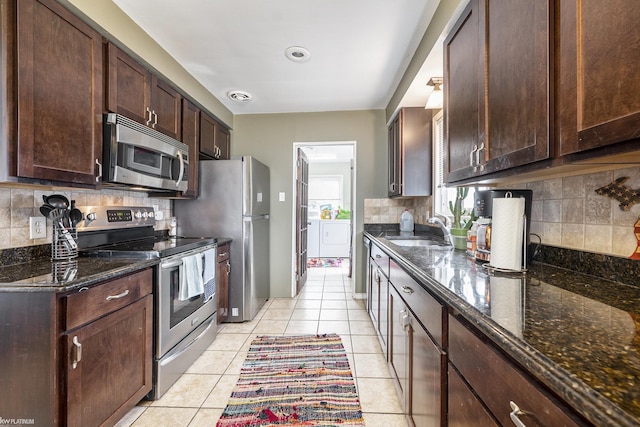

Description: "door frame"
290 141 357 298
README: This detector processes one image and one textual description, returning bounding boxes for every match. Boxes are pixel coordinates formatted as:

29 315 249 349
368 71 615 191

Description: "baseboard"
352 292 366 300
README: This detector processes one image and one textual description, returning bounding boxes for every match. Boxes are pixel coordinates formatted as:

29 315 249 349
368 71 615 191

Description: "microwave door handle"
175 150 185 188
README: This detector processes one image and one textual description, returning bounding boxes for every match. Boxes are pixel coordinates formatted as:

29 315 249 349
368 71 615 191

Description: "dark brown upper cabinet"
388 108 433 197
200 111 230 160
13 0 104 185
106 43 181 140
444 0 552 183
180 99 200 198
557 0 640 157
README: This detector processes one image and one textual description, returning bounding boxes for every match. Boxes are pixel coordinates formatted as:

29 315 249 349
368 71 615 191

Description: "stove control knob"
142 211 149 218
86 212 96 221
134 211 142 219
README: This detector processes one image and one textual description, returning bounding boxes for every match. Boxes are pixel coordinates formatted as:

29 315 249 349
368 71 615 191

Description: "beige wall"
233 110 388 297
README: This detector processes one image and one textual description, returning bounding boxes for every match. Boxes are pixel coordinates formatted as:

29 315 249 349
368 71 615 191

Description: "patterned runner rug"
216 334 365 426
307 258 343 268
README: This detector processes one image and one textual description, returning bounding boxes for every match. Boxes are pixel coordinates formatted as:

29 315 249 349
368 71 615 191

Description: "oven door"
156 245 216 357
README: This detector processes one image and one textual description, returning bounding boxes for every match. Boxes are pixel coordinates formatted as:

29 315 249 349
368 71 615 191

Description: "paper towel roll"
490 276 523 338
490 196 525 271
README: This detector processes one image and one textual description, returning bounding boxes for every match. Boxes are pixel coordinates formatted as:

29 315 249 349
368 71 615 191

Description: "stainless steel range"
77 206 217 400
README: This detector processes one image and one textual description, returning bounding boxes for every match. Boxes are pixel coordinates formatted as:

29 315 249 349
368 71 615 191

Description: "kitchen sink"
387 238 450 249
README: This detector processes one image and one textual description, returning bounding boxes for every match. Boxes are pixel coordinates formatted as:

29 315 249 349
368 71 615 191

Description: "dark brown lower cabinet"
0 268 153 426
448 313 589 426
216 242 230 323
389 272 445 427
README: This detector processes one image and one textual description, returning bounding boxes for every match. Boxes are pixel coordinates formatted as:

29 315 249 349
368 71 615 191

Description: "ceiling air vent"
227 90 252 103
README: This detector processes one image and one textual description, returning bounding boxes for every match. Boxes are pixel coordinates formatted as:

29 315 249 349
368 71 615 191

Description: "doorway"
292 142 356 297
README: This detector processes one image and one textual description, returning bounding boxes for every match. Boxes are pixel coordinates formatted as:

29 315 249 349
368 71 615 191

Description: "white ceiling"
112 0 443 115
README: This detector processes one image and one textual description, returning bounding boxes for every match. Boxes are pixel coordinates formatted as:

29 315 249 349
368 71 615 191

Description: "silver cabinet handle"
151 110 158 128
95 159 102 182
477 142 485 171
226 261 231 274
218 252 228 258
72 336 82 369
509 401 527 427
146 107 152 126
401 285 414 294
470 144 478 170
106 289 130 300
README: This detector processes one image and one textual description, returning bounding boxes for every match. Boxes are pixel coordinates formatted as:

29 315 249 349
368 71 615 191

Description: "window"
432 110 485 222
308 175 344 215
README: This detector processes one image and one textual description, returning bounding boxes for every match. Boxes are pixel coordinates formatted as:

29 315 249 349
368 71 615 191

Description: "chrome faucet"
427 217 452 246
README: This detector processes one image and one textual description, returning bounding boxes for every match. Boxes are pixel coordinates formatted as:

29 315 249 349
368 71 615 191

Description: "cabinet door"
16 0 103 185
388 115 401 197
558 0 640 155
216 243 230 323
388 285 408 404
180 99 200 198
106 43 151 126
448 364 499 427
151 76 181 139
444 0 483 182
369 258 379 327
410 317 445 427
481 0 551 174
65 295 152 427
215 124 231 160
200 112 217 159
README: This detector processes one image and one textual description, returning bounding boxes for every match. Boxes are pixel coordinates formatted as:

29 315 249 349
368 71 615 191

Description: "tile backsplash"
0 185 172 250
365 166 640 259
515 166 640 258
364 197 432 225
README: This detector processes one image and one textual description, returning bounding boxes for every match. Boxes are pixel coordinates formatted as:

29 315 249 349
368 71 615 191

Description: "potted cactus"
449 187 477 250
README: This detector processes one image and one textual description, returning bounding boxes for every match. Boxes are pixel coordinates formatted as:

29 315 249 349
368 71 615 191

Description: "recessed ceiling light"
285 46 311 63
227 90 252 103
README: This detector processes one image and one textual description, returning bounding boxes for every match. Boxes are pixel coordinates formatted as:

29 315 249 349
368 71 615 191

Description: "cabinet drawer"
448 314 587 427
65 269 153 331
390 260 444 347
217 243 230 262
370 244 389 277
448 363 499 427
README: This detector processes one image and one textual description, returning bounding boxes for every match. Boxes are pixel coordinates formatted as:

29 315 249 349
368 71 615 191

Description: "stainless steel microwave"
103 113 189 192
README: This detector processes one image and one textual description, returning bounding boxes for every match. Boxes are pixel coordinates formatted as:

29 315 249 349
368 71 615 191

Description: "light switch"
279 192 285 202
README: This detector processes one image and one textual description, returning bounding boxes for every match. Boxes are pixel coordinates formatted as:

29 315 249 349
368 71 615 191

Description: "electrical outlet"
29 216 47 239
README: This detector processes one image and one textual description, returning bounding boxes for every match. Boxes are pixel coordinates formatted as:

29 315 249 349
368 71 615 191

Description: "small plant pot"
450 228 468 250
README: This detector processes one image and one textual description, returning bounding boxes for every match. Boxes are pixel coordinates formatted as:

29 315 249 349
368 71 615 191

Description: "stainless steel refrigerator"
174 156 270 322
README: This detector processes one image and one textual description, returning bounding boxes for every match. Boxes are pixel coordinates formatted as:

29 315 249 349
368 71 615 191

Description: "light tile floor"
116 264 406 427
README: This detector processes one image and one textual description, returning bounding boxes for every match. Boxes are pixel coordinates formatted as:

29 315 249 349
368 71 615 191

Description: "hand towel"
179 254 204 301
203 248 217 303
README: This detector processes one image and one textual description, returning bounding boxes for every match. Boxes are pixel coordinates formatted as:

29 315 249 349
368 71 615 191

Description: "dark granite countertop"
0 256 158 293
365 228 640 427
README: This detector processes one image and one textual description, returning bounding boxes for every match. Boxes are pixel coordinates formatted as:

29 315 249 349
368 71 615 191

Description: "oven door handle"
161 259 184 269
161 252 206 270
159 316 216 367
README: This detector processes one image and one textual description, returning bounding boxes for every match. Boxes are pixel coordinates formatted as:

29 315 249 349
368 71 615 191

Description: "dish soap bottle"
399 208 414 232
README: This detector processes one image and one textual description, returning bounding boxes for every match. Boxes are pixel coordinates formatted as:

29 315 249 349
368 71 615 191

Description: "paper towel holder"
484 213 528 275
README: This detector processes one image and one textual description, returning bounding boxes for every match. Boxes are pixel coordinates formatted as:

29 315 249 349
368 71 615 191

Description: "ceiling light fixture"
227 90 252 103
425 77 443 109
285 46 311 63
